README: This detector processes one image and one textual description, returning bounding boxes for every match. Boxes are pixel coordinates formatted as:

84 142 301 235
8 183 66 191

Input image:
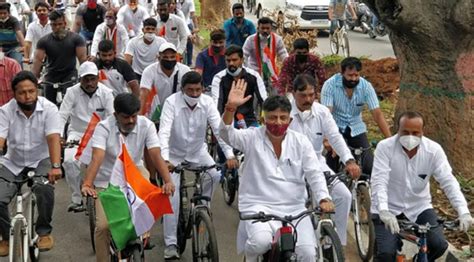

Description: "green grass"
194 0 201 16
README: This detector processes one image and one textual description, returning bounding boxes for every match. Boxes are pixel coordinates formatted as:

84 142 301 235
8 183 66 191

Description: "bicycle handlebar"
173 161 220 173
240 208 334 223
0 171 49 185
398 219 459 232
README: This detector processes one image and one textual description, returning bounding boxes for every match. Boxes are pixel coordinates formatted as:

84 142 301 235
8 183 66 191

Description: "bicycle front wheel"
329 33 339 55
86 196 96 253
221 171 236 206
318 222 344 262
192 209 219 262
131 244 144 262
341 32 350 57
354 184 375 261
11 220 25 262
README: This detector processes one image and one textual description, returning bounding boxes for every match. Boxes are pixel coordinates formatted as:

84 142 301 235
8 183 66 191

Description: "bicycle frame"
9 187 37 262
397 223 431 262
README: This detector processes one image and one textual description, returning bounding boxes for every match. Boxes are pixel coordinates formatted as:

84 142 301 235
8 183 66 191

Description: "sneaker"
37 235 54 251
0 240 8 256
67 202 85 213
164 245 180 260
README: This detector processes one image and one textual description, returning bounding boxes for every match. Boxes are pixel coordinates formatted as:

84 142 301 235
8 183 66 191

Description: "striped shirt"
321 73 379 137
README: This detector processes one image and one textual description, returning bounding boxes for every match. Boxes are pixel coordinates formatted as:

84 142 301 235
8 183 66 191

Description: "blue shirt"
321 73 379 136
195 47 226 87
223 18 256 47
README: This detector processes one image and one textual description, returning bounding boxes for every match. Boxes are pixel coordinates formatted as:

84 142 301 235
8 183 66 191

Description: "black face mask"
17 100 37 112
343 77 359 89
211 45 222 54
161 59 176 70
160 14 169 22
295 54 307 64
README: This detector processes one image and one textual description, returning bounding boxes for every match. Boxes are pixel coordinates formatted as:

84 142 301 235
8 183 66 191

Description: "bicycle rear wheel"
86 196 96 253
11 221 24 262
341 32 350 57
354 184 375 261
319 222 344 262
192 209 219 262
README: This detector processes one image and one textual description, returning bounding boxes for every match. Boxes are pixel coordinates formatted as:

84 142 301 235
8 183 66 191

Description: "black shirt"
37 31 86 82
76 5 106 32
216 68 265 124
0 16 20 50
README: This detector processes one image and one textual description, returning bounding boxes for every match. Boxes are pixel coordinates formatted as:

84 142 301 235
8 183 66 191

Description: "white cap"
79 61 99 77
159 42 177 53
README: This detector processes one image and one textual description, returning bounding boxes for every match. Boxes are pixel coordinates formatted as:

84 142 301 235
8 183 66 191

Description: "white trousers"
238 215 316 262
329 180 352 246
62 136 83 204
162 150 221 247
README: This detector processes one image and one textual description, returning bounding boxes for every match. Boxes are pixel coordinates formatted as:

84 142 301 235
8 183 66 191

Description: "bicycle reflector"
280 226 292 234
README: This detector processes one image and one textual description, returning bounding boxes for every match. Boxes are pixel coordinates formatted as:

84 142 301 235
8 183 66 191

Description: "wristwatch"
52 163 61 169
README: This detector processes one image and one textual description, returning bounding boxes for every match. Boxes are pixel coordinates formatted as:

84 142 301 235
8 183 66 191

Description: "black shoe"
67 202 85 213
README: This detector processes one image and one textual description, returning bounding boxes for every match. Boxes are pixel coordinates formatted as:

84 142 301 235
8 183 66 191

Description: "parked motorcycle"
346 1 372 34
368 15 389 38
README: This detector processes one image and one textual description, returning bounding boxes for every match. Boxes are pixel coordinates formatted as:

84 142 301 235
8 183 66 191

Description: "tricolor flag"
141 85 161 123
75 113 101 162
255 33 279 84
98 143 172 250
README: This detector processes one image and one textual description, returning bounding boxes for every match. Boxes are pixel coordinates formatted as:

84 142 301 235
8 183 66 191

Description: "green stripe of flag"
99 184 137 250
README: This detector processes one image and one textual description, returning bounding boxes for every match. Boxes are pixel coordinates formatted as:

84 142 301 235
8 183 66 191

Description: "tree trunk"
200 0 231 25
362 0 474 178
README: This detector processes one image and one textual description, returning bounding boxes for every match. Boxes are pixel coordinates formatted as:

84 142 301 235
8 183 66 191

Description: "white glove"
379 210 400 234
459 213 473 233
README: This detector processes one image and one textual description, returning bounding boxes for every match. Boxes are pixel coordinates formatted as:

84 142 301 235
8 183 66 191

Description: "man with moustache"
0 71 62 256
32 10 88 104
95 40 139 97
58 62 114 213
321 57 391 175
223 3 255 47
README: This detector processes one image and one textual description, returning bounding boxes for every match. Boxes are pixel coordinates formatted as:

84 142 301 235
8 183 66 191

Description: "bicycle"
329 20 350 57
0 169 49 262
206 126 218 162
240 208 343 262
174 162 219 261
221 151 243 206
38 77 77 107
394 219 459 262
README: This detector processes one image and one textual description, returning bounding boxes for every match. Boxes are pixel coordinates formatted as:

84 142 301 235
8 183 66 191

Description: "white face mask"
399 135 421 151
226 66 242 77
0 17 8 23
183 93 200 107
0 51 4 60
298 110 311 121
144 32 155 42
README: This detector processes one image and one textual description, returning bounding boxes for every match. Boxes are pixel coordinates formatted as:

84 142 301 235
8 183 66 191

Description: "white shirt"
125 34 167 75
0 97 61 175
158 92 234 162
371 135 470 221
140 61 191 106
90 22 130 58
91 115 160 187
58 83 115 140
219 124 331 215
8 0 29 20
155 14 190 54
289 101 353 173
177 0 195 25
117 5 150 38
25 20 52 61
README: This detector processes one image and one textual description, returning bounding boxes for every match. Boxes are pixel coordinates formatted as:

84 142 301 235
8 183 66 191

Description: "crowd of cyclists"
0 0 472 261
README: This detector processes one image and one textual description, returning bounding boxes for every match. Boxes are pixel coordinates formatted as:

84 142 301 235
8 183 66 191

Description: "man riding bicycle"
289 74 359 250
80 93 175 261
328 0 357 36
220 81 334 262
59 62 114 212
158 71 233 259
0 71 62 256
371 111 473 261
